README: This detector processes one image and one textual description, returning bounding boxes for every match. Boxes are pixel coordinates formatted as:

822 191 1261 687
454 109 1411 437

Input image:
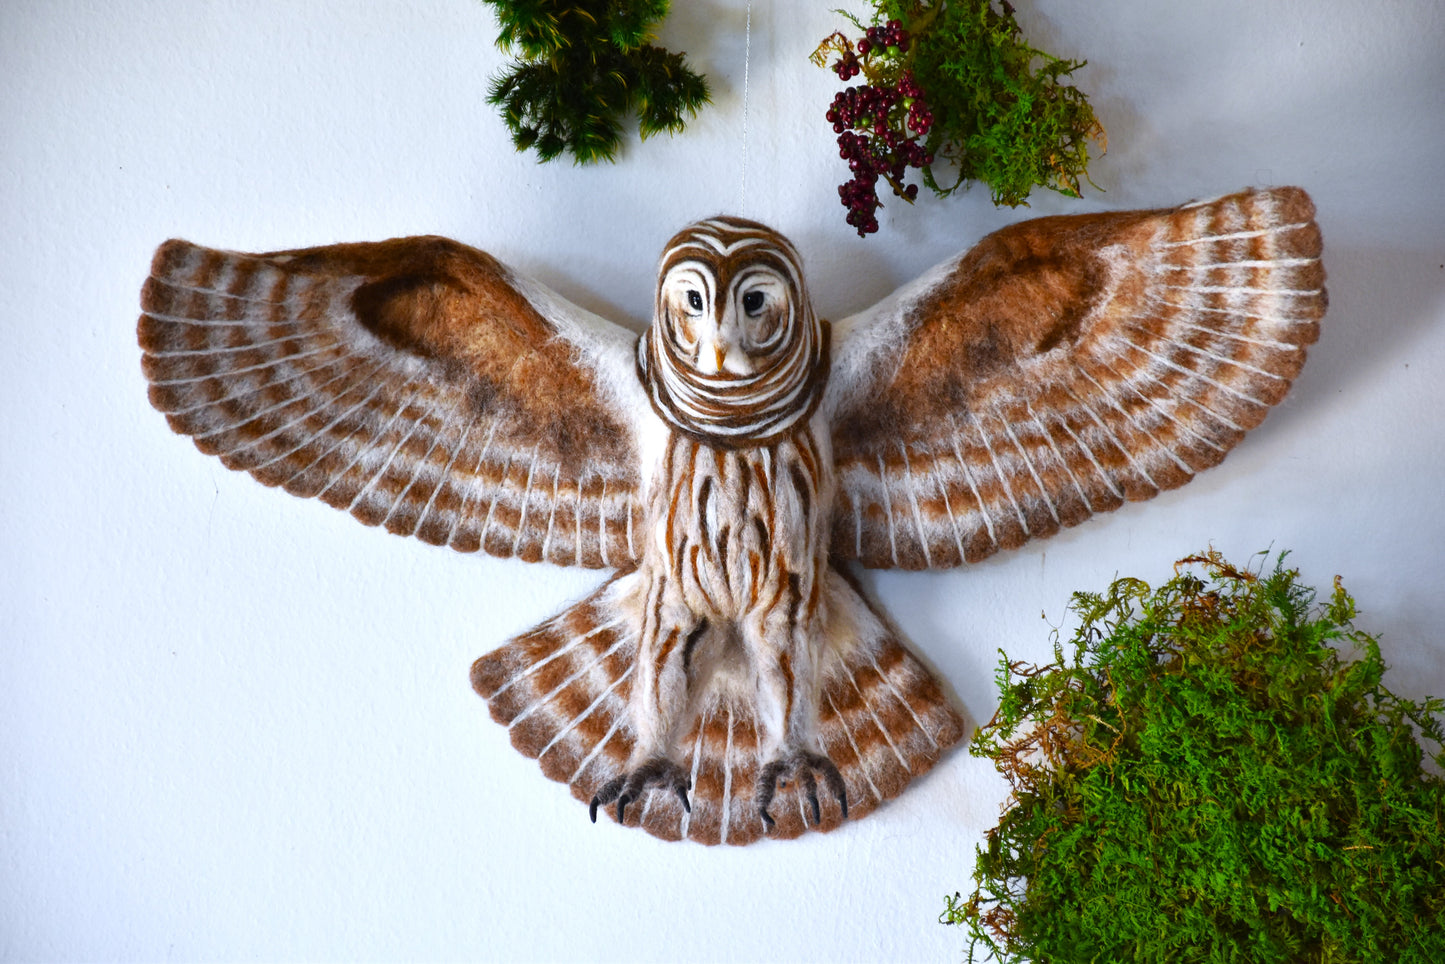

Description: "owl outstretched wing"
823 186 1326 569
139 235 651 568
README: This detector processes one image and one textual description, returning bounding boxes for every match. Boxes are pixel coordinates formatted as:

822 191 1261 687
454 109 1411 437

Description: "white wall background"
3 1 1443 960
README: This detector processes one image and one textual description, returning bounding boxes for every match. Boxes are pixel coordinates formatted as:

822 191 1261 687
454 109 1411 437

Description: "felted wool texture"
139 186 1324 842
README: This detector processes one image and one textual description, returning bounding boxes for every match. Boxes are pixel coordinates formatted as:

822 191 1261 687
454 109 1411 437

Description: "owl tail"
470 567 964 845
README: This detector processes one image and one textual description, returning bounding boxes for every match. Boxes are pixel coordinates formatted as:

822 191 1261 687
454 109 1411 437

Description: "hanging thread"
738 0 753 213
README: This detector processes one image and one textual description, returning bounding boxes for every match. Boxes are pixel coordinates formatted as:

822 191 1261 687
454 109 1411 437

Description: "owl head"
638 216 829 447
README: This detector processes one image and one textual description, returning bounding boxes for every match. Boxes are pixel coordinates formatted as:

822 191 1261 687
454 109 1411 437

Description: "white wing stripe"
1025 399 1094 513
271 375 396 481
1164 283 1322 296
345 401 433 513
996 411 1061 526
969 411 1030 536
511 444 544 556
1086 358 1226 453
163 353 356 418
1158 220 1313 247
569 717 625 783
1117 336 1272 407
867 650 938 749
681 720 707 841
932 466 968 563
1061 384 1160 491
414 409 484 534
382 412 455 529
1159 257 1316 271
505 633 630 722
538 663 633 757
1075 368 1194 474
898 444 933 567
848 675 910 771
311 383 426 500
718 705 735 845
1143 297 1311 346
823 692 882 803
145 343 336 385
444 417 502 547
877 453 900 567
140 327 332 356
947 414 998 548
1055 410 1123 501
188 357 383 444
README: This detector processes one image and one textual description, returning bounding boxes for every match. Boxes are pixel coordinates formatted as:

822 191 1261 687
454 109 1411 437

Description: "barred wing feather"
138 236 648 568
824 187 1326 570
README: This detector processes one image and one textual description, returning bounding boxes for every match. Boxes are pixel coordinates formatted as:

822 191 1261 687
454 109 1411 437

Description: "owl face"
659 257 789 377
639 217 828 446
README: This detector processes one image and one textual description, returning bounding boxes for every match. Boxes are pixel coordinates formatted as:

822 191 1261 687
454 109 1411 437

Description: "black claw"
589 775 625 826
590 759 689 827
803 772 821 825
756 759 785 832
755 750 850 829
824 765 849 820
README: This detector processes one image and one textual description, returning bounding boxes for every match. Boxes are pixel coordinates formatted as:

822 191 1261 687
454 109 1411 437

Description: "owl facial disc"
638 216 828 447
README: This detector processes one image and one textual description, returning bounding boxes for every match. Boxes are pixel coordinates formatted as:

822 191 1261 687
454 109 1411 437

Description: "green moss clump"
816 0 1104 233
945 551 1445 963
909 0 1103 206
483 0 710 164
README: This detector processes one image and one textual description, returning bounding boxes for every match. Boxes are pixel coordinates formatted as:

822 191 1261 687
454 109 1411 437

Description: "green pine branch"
482 0 710 164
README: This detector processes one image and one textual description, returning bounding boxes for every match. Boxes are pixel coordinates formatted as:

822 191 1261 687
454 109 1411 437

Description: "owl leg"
742 573 848 829
756 750 848 829
589 758 692 825
590 591 708 825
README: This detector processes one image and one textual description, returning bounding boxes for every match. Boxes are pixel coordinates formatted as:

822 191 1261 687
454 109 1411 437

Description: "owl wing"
823 186 1326 569
139 235 651 568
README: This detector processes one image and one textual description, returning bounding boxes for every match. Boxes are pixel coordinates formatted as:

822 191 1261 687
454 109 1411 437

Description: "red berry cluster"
855 19 910 59
824 21 934 237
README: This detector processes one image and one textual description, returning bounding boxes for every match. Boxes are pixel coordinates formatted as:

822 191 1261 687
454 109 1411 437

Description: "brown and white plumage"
139 236 647 568
138 187 1325 845
824 187 1325 568
471 566 961 844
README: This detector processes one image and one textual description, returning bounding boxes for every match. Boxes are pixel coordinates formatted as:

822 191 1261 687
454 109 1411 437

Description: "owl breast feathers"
139 187 1325 844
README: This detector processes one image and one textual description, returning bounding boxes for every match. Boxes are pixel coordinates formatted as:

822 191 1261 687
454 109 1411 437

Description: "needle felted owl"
138 187 1325 845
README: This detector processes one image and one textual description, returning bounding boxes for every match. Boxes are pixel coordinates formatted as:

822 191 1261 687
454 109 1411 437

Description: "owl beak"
698 339 753 377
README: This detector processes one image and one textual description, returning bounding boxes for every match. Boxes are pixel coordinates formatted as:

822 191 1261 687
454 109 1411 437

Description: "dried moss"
945 551 1445 963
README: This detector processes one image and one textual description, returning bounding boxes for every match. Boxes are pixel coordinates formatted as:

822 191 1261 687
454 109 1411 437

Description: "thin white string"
738 0 752 213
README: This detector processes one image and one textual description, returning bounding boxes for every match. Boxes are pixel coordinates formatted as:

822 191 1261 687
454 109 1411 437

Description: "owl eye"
742 290 766 315
687 290 703 312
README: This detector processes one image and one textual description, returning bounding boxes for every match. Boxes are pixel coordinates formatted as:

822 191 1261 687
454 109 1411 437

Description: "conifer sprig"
484 1 710 164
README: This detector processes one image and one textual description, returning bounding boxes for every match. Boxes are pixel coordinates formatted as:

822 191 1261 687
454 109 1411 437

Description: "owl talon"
590 775 625 823
801 768 821 824
757 750 848 830
589 758 691 826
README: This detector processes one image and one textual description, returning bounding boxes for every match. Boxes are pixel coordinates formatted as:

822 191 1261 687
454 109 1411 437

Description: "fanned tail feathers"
470 569 963 845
